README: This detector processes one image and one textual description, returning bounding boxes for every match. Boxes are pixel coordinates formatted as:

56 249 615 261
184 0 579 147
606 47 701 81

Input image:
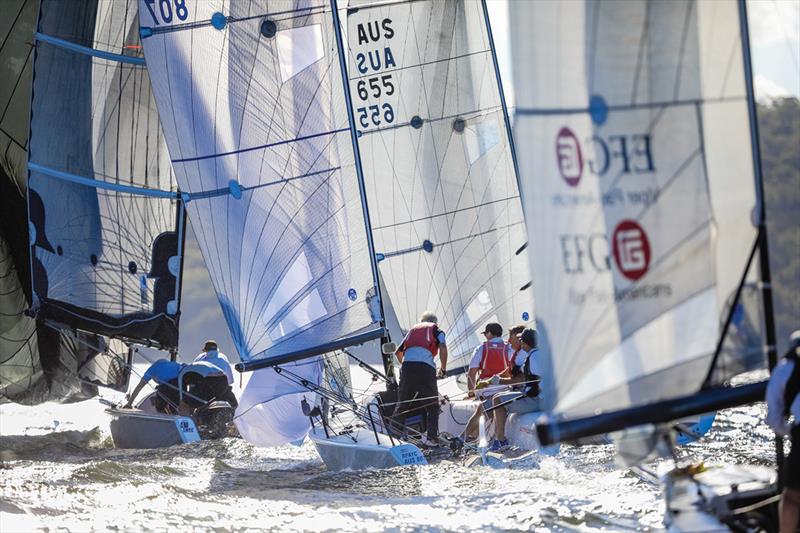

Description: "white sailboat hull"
106 407 200 449
310 426 426 470
439 398 544 451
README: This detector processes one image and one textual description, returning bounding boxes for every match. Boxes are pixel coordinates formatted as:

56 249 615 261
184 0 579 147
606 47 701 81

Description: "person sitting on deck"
392 311 448 447
765 330 800 533
193 340 234 386
467 322 513 393
488 328 542 451
462 324 525 441
179 360 238 409
123 358 185 413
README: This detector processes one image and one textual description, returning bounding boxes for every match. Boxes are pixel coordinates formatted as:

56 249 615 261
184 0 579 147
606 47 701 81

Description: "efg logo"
556 127 583 186
612 220 650 281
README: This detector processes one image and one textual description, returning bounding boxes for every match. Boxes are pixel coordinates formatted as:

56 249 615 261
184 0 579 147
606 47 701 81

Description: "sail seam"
373 195 520 230
171 128 349 163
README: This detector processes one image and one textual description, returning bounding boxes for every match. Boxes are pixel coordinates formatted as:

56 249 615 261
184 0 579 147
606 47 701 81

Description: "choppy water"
0 385 779 532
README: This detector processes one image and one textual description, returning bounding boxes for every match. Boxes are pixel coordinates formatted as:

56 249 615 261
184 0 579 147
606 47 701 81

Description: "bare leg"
463 404 486 440
494 396 508 441
780 488 800 533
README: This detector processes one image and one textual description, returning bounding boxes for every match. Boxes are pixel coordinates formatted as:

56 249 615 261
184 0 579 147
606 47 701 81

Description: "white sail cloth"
235 358 322 446
139 0 380 366
345 0 533 367
511 0 760 416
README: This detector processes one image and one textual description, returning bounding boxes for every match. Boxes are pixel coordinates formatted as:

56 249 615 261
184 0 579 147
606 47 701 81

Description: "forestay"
27 0 183 349
511 0 762 417
343 0 533 369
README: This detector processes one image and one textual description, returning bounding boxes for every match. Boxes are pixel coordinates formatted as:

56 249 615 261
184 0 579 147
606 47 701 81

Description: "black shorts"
787 425 800 490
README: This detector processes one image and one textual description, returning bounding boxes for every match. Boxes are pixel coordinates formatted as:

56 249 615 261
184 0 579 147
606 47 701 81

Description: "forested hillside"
759 97 800 354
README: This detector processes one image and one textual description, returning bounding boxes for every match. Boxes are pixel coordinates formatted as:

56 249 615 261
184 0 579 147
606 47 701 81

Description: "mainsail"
511 0 764 419
139 0 384 444
344 0 532 369
27 0 184 350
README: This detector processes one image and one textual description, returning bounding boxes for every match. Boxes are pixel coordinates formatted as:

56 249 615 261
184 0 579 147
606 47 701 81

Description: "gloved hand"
436 367 446 379
475 380 489 389
490 374 501 386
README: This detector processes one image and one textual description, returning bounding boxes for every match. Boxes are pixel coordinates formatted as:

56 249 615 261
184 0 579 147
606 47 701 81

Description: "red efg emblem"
612 220 650 281
556 127 583 187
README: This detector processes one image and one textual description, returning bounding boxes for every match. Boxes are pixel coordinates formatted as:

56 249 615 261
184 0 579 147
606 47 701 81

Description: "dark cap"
482 323 503 337
203 340 218 351
520 328 538 348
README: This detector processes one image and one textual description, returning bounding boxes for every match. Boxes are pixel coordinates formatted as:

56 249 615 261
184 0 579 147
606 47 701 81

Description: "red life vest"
478 341 510 379
402 322 440 355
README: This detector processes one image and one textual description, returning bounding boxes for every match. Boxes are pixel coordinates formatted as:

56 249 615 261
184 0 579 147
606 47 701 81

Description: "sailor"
462 324 525 441
179 360 238 409
487 328 542 451
392 311 448 446
123 358 185 413
765 330 800 533
193 340 235 385
466 322 513 395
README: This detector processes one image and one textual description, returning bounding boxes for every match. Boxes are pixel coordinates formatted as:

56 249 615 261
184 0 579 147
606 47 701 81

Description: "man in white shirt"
194 340 234 385
186 340 238 408
765 330 800 533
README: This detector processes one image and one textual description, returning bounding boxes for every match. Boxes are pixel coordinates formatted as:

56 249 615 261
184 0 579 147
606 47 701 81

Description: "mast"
331 0 386 323
737 0 783 484
330 0 393 382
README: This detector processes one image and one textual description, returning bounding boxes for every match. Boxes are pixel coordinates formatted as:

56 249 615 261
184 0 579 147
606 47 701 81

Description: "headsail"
27 0 184 349
139 0 383 369
511 0 762 418
344 0 532 369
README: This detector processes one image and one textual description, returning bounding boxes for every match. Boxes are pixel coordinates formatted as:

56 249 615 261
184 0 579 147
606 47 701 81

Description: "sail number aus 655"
355 75 395 128
144 0 189 25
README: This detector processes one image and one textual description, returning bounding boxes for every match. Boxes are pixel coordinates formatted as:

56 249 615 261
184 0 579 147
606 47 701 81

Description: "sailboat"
133 0 538 468
0 0 134 406
344 0 540 451
20 0 211 447
510 0 782 528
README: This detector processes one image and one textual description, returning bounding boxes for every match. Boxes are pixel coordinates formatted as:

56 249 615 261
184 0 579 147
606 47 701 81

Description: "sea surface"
0 377 780 532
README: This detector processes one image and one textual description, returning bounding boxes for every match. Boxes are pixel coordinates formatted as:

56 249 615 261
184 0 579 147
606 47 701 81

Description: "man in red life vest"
467 322 513 391
461 323 520 441
392 311 448 446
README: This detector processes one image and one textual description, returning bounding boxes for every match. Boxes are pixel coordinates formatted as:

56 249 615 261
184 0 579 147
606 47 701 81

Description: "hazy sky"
174 0 800 363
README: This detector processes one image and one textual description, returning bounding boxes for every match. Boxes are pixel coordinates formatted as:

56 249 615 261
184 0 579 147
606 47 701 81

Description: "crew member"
488 328 542 451
193 340 234 385
466 322 513 394
462 324 524 441
393 311 448 447
766 330 800 533
180 360 238 409
123 358 185 413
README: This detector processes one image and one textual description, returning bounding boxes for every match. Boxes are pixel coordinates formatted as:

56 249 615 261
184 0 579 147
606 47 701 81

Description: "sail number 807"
357 104 394 128
144 0 189 25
